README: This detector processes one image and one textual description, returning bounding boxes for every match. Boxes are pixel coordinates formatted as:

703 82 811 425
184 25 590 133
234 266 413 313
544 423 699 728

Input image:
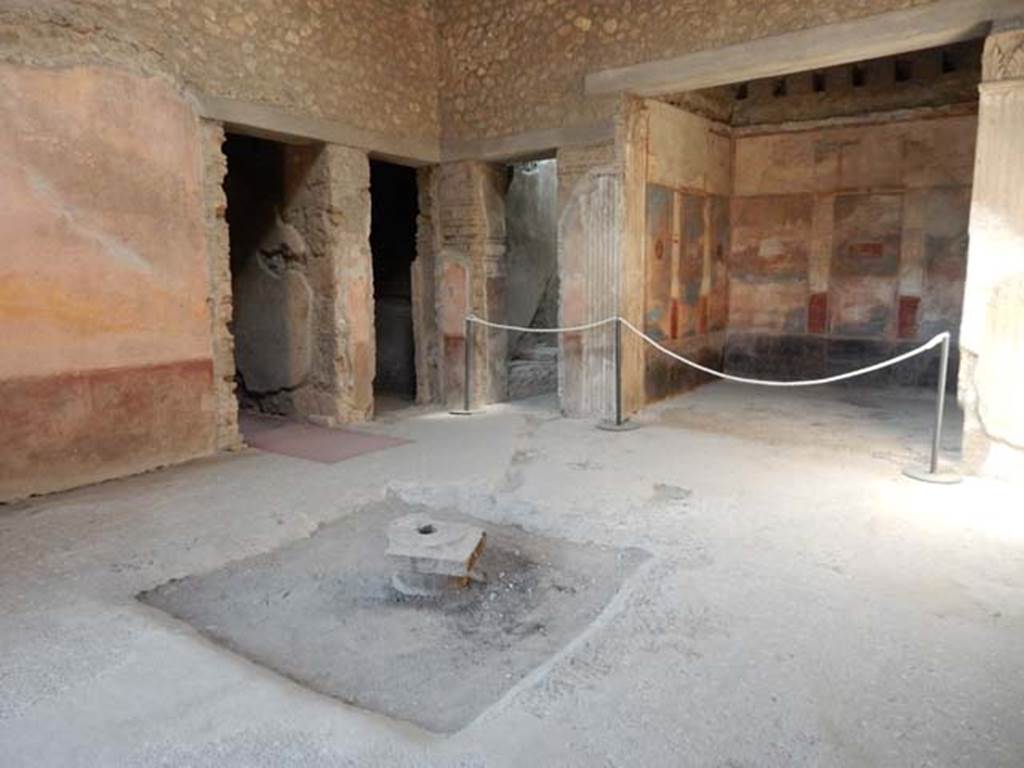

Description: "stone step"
513 344 559 362
508 359 557 400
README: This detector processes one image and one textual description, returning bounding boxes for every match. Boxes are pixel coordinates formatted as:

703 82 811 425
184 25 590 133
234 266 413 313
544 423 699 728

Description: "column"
959 25 1024 476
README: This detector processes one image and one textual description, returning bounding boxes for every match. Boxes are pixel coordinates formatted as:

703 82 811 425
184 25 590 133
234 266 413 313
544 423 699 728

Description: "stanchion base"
902 465 962 484
597 419 642 432
448 409 479 416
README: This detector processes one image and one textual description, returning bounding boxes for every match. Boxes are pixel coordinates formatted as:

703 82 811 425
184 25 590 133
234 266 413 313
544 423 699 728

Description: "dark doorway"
223 133 324 419
370 159 419 406
224 133 291 416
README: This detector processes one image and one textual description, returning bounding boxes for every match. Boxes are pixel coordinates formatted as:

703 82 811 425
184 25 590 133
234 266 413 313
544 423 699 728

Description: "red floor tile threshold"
239 413 410 464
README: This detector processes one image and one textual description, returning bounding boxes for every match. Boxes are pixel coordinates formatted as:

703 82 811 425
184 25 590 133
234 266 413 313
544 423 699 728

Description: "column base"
902 465 962 484
597 419 642 432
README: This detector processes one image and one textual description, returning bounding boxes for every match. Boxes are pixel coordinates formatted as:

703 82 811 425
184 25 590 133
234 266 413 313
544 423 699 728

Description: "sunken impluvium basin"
139 493 647 733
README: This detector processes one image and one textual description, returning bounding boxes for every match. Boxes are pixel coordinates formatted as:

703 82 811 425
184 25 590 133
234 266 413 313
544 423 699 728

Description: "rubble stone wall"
0 0 440 146
437 0 938 141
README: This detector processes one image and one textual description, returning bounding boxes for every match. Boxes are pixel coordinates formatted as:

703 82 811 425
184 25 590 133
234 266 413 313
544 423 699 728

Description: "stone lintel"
585 0 1020 98
193 93 440 167
441 120 616 164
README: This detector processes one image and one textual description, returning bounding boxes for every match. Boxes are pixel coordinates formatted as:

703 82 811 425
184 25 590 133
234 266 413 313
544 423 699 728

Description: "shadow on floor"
650 382 962 465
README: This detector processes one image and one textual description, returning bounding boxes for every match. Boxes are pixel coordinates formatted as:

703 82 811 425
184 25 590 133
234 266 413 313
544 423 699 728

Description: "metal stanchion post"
903 332 960 484
450 316 476 416
614 316 623 427
930 333 950 474
598 317 640 432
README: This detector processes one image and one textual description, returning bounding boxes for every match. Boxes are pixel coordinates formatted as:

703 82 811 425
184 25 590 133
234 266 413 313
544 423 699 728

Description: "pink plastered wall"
0 65 217 500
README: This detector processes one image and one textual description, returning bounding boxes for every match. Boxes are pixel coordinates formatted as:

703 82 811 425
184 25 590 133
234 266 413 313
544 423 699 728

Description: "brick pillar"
959 25 1024 476
322 144 375 423
435 161 507 409
263 143 374 426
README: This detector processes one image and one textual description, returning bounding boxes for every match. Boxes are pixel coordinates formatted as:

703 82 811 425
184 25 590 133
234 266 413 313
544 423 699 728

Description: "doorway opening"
223 133 325 422
504 159 559 401
370 159 419 414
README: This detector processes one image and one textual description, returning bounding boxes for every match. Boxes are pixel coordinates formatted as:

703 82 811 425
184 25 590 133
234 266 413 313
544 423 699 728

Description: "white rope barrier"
462 313 956 481
618 318 948 388
467 314 617 334
467 314 949 388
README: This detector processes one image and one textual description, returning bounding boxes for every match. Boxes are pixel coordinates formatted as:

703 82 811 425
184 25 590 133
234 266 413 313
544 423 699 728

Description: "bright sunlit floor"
1 383 1020 767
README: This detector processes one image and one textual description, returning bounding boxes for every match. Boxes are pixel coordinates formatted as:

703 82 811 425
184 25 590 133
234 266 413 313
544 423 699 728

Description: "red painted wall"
728 114 975 344
0 65 217 500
